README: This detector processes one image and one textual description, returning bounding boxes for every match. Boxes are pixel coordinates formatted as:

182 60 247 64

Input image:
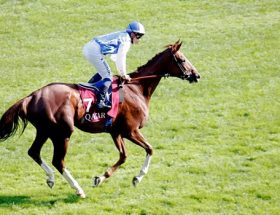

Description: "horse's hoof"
93 176 101 187
47 179 55 189
77 191 86 199
132 176 140 187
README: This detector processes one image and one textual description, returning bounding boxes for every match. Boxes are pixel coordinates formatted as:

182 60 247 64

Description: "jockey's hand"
121 74 131 82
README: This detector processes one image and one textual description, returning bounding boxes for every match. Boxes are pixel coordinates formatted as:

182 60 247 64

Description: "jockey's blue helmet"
126 21 145 35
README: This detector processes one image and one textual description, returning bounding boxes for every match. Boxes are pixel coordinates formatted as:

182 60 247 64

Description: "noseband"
171 52 189 80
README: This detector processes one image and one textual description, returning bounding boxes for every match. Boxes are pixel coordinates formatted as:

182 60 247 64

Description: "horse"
0 41 200 198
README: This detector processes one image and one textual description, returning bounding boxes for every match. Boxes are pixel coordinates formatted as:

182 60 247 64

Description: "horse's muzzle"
186 72 200 83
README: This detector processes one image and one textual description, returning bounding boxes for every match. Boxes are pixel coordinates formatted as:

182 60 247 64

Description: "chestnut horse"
0 41 200 198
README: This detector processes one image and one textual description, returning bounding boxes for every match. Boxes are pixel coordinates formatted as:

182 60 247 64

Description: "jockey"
83 21 145 110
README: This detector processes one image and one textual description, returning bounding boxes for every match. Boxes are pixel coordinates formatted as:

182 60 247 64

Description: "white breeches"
83 40 112 80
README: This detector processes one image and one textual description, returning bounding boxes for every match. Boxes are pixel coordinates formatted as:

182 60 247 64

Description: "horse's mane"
129 41 180 76
134 47 170 73
136 53 161 72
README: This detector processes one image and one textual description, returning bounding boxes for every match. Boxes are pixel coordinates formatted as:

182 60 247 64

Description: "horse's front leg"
93 134 127 187
132 154 152 186
127 129 153 186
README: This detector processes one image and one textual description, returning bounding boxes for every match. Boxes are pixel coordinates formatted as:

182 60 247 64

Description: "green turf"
0 0 279 214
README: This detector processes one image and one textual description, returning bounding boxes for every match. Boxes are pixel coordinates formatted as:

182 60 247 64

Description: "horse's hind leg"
51 134 86 198
28 129 55 188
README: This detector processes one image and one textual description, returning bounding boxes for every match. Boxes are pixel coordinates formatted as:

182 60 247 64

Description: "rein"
130 74 167 81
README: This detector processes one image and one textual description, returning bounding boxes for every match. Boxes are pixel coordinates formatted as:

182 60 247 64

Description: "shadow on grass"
0 194 80 207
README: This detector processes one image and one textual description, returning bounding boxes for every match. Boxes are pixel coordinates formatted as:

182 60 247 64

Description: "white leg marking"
134 154 152 185
93 175 106 187
62 168 86 198
40 160 55 188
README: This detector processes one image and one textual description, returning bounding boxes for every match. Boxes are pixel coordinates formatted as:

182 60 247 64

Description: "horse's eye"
178 58 185 63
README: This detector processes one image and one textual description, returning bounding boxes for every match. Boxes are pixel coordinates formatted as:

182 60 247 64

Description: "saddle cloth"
78 78 120 126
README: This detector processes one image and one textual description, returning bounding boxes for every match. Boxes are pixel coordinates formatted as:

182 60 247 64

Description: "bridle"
171 52 190 80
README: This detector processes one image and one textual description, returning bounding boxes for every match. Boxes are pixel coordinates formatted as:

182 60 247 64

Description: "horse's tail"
0 99 29 142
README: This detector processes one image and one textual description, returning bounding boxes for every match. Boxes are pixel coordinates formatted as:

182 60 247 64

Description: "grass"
0 0 280 214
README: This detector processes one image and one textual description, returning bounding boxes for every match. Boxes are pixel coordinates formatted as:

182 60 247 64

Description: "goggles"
135 33 144 39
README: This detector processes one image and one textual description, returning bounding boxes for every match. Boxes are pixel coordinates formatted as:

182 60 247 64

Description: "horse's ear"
177 40 183 50
175 40 180 45
171 40 183 53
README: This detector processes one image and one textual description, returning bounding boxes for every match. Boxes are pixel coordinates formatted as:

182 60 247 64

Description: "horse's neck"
129 56 168 100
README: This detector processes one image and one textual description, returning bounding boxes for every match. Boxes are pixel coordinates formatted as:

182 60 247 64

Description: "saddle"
77 78 123 130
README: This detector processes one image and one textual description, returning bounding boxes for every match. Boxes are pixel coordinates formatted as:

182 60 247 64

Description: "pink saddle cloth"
78 79 120 123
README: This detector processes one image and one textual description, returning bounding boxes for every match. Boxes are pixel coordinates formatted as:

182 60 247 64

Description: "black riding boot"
95 78 112 110
88 73 102 83
96 91 111 110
